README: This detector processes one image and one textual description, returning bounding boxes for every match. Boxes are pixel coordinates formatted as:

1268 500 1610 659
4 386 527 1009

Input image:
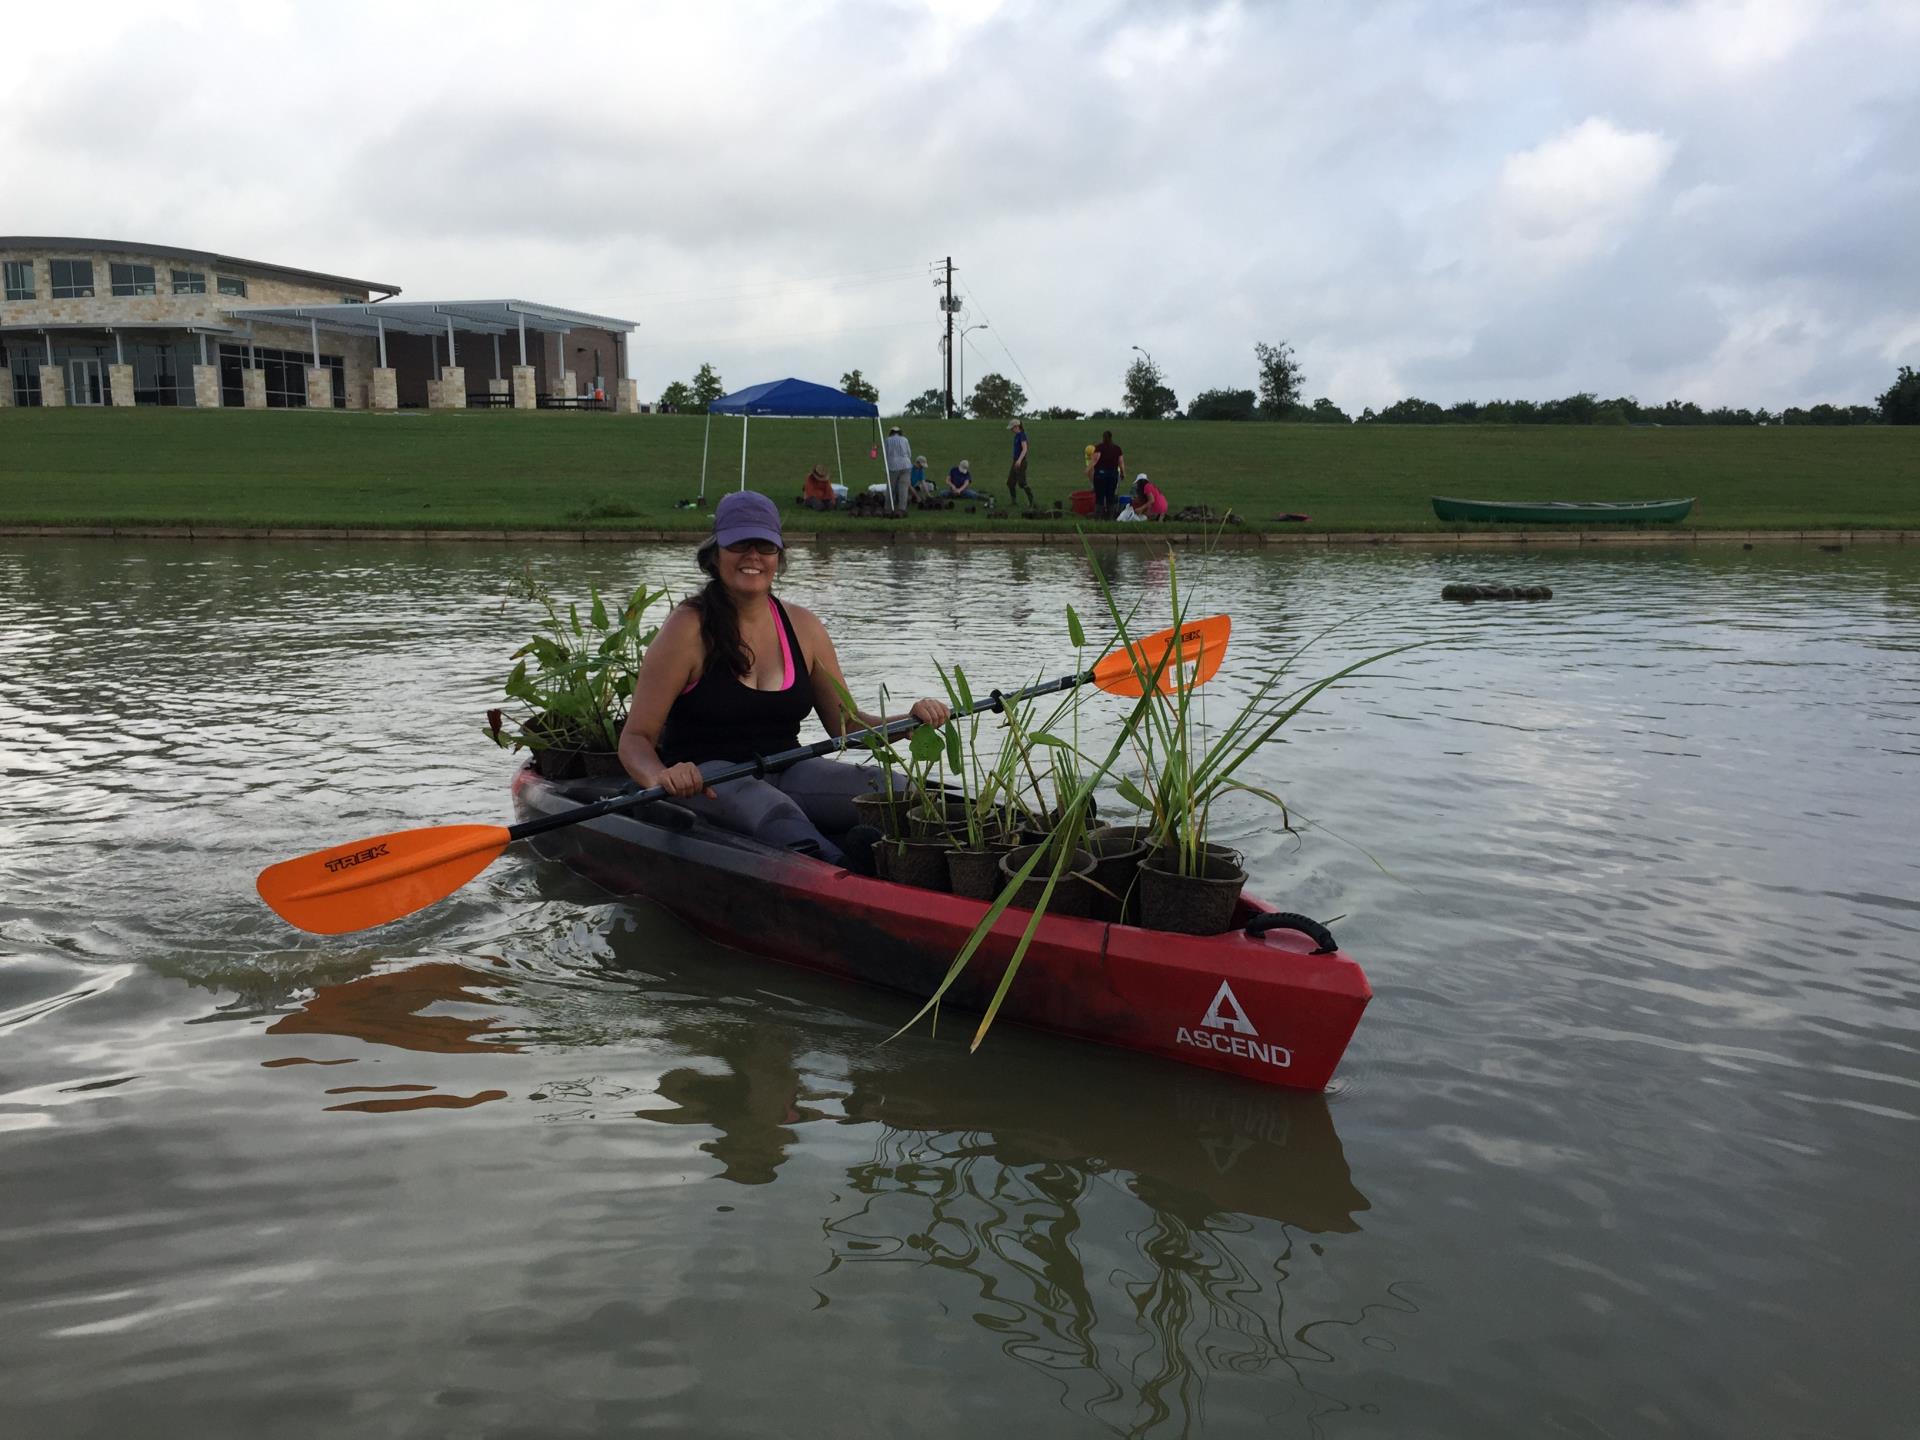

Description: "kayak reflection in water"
617 491 949 867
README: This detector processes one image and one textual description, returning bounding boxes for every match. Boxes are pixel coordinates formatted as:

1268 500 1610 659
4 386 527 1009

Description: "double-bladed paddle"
256 613 1231 936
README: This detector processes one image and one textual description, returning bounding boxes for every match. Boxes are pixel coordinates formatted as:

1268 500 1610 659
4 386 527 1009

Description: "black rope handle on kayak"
1245 911 1338 954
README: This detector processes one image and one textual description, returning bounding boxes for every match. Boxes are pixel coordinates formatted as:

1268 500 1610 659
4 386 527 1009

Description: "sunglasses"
722 538 782 556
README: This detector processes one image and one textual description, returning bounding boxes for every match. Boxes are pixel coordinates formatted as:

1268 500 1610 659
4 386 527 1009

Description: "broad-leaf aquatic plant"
485 568 671 755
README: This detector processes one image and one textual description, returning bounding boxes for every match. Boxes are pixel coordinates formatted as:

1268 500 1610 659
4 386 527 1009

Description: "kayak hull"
1432 495 1695 524
511 766 1370 1091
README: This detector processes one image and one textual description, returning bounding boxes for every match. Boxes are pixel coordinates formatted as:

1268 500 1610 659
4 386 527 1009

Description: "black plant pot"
882 837 952 892
944 837 1019 899
1084 824 1154 924
851 791 907 839
906 797 971 840
532 746 629 782
1138 851 1248 935
996 843 1097 918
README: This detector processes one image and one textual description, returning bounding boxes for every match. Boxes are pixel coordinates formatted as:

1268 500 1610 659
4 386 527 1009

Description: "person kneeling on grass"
1118 472 1167 522
946 459 992 506
797 463 841 511
619 491 948 870
908 454 936 502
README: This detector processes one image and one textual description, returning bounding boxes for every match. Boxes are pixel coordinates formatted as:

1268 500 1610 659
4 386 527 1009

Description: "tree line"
658 355 1920 426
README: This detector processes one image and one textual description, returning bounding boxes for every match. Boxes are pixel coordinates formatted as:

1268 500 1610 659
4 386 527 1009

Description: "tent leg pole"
875 416 886 495
833 418 843 488
739 415 749 492
699 411 711 502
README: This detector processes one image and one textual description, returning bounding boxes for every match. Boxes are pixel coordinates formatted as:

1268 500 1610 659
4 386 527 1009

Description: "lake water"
2 536 1915 1439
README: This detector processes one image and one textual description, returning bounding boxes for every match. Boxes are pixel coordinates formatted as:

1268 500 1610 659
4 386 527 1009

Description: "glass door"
68 358 104 405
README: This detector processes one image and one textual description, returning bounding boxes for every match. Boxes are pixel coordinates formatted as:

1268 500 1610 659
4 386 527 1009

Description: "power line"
955 282 1034 396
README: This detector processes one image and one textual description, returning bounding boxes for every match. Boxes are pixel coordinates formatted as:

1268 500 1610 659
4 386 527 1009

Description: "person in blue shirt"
1007 419 1035 508
908 453 935 502
945 459 991 505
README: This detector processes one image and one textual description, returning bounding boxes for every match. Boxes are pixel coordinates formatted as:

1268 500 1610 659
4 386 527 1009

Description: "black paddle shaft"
504 667 1096 844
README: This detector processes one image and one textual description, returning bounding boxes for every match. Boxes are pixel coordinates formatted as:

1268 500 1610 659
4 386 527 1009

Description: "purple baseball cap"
708 490 784 550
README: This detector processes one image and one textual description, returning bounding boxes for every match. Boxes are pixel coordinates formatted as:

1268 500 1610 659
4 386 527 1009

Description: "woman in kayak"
618 490 949 865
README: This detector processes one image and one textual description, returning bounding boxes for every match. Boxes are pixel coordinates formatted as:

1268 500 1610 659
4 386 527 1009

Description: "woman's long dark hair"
688 542 787 679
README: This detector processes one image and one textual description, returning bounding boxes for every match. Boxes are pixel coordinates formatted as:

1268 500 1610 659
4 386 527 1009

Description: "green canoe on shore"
1431 496 1695 524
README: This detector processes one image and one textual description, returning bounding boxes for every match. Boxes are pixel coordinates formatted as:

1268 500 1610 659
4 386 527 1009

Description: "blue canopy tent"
700 377 886 503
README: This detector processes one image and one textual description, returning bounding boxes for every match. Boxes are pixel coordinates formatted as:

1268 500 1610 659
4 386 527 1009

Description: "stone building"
0 236 640 413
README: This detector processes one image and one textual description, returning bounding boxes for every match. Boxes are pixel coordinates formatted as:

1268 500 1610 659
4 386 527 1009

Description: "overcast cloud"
4 0 1916 413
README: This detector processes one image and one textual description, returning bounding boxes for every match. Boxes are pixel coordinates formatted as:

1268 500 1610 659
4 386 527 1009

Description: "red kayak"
512 765 1371 1090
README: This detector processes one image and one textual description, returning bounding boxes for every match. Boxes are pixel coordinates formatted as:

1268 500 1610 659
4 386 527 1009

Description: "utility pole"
937 256 958 418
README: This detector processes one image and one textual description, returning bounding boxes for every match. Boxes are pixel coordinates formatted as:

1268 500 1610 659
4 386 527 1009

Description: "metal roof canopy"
226 299 637 339
0 321 234 334
225 299 639 371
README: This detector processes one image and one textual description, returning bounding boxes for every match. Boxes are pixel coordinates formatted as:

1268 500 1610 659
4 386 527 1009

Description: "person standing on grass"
1089 429 1125 520
883 426 913 512
1007 419 1035 509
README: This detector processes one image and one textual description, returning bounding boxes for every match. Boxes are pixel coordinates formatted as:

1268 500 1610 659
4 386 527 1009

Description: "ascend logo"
1175 981 1292 1068
323 843 390 874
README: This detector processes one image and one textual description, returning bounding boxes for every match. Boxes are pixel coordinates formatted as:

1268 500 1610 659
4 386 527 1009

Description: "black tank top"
658 596 815 765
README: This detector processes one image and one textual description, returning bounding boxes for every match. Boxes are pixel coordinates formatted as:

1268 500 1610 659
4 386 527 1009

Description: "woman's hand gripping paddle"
256 615 1231 936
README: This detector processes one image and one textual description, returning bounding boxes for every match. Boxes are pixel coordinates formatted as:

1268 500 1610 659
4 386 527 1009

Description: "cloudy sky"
5 0 1916 413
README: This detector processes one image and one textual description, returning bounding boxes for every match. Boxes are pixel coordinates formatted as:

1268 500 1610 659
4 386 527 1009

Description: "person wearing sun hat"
617 491 950 868
907 453 934 502
944 458 990 505
1006 418 1035 508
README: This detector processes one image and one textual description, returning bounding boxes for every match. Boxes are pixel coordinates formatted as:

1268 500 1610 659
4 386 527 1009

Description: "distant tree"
900 388 945 419
840 369 879 404
1086 407 1123 421
1186 387 1258 422
968 372 1027 420
1369 397 1446 424
690 362 726 408
1877 365 1920 424
1122 357 1178 420
1305 396 1352 424
657 380 695 413
1254 341 1303 417
1039 404 1084 421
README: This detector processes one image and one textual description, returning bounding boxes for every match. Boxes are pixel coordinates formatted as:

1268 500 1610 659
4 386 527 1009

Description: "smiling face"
715 538 782 598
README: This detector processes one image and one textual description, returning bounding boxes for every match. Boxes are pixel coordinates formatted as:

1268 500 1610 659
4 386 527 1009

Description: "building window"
110 263 158 297
172 270 206 295
217 276 247 297
217 343 346 410
3 261 33 300
50 259 95 298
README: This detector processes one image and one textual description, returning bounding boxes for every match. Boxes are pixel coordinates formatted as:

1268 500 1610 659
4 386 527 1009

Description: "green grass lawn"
1 408 1914 532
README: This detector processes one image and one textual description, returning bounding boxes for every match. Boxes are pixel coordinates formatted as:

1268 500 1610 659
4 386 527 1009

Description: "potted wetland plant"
934 662 1029 899
485 569 670 781
1102 563 1420 935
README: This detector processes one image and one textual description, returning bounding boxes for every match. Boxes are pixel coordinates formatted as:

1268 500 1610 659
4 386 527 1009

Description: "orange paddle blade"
1090 613 1231 697
256 824 512 935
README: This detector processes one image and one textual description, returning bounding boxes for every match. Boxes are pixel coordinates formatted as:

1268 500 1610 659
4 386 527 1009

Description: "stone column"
557 369 576 399
192 364 221 409
370 368 398 411
434 366 467 410
108 363 136 407
39 365 68 407
615 378 641 414
242 369 267 409
512 365 536 410
305 366 332 410
0 373 13 408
